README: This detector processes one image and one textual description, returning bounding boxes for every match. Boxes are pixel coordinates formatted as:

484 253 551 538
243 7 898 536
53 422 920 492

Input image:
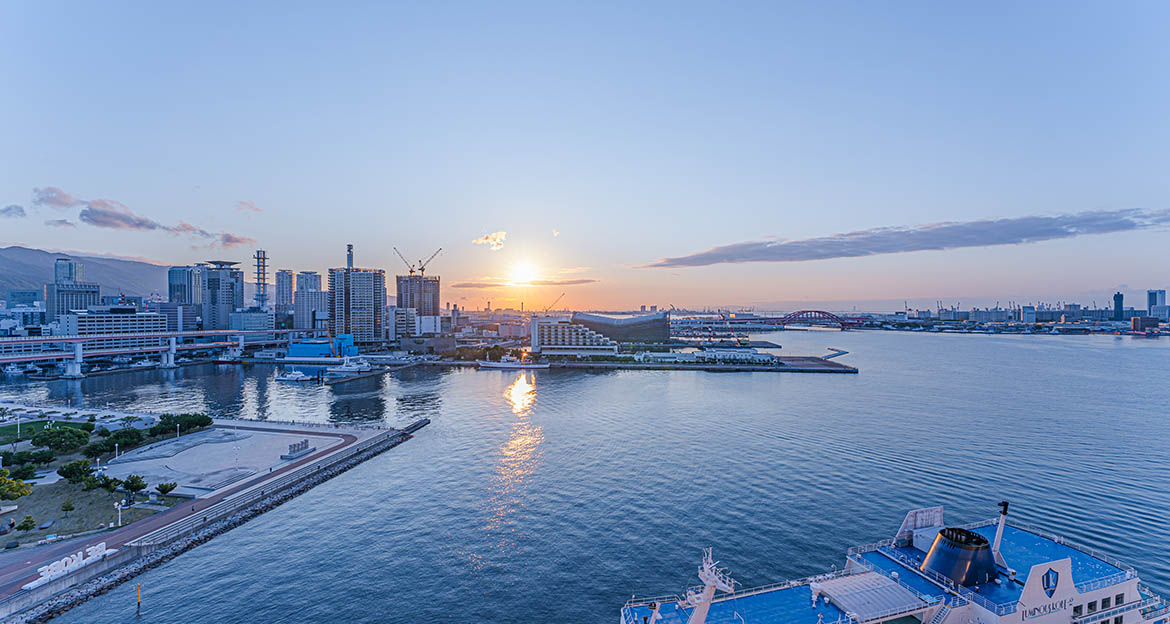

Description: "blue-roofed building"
621 505 1170 624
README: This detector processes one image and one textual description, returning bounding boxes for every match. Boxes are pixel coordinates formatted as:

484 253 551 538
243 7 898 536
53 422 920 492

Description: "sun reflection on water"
483 372 544 554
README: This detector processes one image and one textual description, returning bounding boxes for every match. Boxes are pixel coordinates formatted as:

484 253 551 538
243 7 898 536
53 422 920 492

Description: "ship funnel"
920 527 998 587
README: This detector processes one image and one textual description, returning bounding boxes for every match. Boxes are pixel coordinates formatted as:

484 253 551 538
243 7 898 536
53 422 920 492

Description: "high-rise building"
253 250 269 310
230 308 276 342
294 290 330 330
1113 292 1124 322
44 282 101 321
395 275 440 317
149 302 200 332
296 271 322 293
1148 290 1166 311
168 265 206 305
5 289 40 308
275 269 295 315
328 245 386 347
53 258 83 284
202 261 245 330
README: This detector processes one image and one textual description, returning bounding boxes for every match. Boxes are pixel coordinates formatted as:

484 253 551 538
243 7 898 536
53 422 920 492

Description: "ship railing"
623 569 858 611
865 547 1015 616
849 598 943 623
1077 572 1134 594
847 538 895 556
847 552 949 604
1138 584 1170 620
1073 596 1163 624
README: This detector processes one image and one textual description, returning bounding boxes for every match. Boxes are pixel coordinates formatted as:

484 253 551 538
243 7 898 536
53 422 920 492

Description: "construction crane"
417 248 442 276
543 292 565 314
393 247 416 276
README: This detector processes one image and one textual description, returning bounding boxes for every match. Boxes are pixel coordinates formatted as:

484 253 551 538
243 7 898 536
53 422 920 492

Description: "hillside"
0 246 169 298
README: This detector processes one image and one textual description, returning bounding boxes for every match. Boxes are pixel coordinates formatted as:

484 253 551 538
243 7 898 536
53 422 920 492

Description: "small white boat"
130 360 153 368
477 355 550 370
3 364 25 377
276 370 313 383
325 357 375 376
22 364 40 374
112 355 132 364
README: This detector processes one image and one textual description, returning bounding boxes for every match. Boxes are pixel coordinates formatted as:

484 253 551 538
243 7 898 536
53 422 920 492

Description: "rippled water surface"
2 331 1168 623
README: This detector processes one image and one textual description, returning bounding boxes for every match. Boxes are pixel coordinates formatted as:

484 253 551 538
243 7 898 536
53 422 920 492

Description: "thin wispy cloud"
37 186 253 248
1 205 25 218
235 200 260 213
451 281 500 289
32 186 84 209
451 276 599 289
472 231 507 251
645 209 1170 268
530 278 597 286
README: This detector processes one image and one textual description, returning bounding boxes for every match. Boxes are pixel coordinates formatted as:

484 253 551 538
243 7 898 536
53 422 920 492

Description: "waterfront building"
1151 305 1170 322
44 281 100 321
294 290 330 330
148 302 200 332
1113 292 1124 321
229 308 276 342
1148 289 1166 311
571 311 670 343
529 318 618 357
396 274 441 317
386 306 418 342
58 305 167 350
275 269 295 315
1020 305 1037 323
53 258 83 284
201 261 245 330
1131 316 1160 332
168 265 206 305
328 245 386 347
5 289 40 308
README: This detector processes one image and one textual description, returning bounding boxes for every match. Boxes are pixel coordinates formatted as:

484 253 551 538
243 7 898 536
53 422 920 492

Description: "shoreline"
0 420 426 623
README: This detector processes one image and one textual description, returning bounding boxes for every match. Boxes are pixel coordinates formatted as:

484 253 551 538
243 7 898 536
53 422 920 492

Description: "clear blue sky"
2 1 1168 310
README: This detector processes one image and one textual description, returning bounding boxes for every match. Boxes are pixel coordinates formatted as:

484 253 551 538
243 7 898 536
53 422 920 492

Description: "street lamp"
114 500 124 527
176 423 180 439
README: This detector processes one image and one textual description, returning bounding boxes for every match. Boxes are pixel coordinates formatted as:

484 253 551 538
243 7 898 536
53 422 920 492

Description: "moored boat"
476 355 550 369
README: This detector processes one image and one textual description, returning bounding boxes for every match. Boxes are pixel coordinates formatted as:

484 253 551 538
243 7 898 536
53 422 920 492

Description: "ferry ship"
621 503 1168 624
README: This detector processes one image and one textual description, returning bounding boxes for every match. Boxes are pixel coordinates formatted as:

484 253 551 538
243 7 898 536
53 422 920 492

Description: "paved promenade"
0 421 371 600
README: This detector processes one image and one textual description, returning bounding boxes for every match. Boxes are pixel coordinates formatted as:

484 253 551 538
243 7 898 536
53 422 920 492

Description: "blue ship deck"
623 584 850 624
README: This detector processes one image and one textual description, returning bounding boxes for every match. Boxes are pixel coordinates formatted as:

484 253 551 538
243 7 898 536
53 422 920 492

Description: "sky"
2 1 1169 312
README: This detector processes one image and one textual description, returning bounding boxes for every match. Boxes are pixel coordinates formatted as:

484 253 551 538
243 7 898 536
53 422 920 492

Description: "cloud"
44 218 76 228
451 277 598 288
529 278 598 286
235 200 260 213
32 186 84 209
218 232 255 247
645 209 1170 268
558 266 591 274
472 231 507 251
1 204 25 218
33 186 254 248
552 229 560 237
79 200 169 231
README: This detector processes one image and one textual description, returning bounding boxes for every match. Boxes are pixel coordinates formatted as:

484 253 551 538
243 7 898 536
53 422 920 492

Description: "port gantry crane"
393 247 443 276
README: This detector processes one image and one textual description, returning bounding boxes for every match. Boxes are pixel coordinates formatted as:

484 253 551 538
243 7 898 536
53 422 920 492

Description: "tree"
95 427 111 437
57 460 93 484
79 422 95 433
10 465 36 481
100 475 122 498
123 474 147 502
61 499 74 517
155 482 178 497
0 469 32 500
16 515 35 532
29 427 89 453
119 415 140 429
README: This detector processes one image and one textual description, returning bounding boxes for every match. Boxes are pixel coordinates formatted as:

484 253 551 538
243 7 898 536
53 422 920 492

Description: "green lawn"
0 421 92 445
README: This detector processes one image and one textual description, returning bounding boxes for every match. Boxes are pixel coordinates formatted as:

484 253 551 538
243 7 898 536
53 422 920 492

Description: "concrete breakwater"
1 420 428 624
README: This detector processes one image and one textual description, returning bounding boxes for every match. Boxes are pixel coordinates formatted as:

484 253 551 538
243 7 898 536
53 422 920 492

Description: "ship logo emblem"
1042 568 1059 598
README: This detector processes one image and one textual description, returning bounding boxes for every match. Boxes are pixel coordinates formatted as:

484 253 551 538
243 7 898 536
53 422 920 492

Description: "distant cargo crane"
543 292 565 314
393 247 442 276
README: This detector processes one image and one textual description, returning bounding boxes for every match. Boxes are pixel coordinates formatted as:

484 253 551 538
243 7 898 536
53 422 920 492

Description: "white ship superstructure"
621 503 1169 624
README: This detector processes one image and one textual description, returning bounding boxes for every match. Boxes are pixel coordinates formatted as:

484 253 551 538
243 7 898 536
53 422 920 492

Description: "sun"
509 262 539 285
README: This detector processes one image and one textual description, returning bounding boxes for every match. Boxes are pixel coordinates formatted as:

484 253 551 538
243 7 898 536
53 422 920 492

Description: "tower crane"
543 292 565 314
417 248 442 276
393 247 416 276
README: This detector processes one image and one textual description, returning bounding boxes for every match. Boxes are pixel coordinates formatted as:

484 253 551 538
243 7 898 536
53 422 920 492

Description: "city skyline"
3 2 1169 310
